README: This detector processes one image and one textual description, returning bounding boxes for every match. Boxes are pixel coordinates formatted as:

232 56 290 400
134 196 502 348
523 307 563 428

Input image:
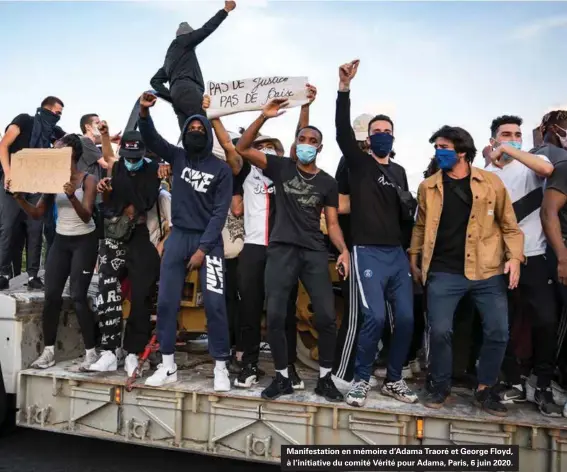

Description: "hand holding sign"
305 83 317 106
202 94 211 111
262 98 289 119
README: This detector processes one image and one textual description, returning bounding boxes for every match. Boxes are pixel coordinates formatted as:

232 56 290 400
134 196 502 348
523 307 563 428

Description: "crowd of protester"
3 1 567 421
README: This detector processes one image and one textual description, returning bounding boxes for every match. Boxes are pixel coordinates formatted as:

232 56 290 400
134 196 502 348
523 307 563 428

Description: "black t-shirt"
336 91 409 246
263 154 338 251
429 174 473 275
6 114 34 155
79 137 103 180
335 156 352 251
545 160 567 238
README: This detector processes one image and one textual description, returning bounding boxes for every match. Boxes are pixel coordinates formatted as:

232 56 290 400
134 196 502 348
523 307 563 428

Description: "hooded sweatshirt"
153 9 228 94
138 113 232 254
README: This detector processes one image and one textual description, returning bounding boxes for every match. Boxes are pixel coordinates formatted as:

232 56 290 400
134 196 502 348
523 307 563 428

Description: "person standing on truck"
484 115 562 417
88 130 161 377
138 91 233 391
150 1 237 131
0 96 66 291
203 88 317 391
236 97 349 402
79 114 119 180
410 125 524 417
335 60 418 407
13 134 100 371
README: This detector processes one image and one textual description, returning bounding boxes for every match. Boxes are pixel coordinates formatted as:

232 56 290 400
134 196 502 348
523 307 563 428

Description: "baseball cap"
119 130 145 159
253 134 284 155
352 113 374 142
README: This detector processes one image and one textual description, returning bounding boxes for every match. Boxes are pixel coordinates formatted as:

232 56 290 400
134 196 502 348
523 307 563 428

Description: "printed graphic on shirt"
181 167 214 193
206 255 224 295
242 164 275 246
225 212 244 244
283 176 322 208
377 175 396 189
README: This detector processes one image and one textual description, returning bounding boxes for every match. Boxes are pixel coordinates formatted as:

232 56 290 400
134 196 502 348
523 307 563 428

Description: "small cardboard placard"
10 148 71 194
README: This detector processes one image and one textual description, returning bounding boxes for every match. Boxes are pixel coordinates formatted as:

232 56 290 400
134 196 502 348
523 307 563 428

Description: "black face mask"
183 131 207 154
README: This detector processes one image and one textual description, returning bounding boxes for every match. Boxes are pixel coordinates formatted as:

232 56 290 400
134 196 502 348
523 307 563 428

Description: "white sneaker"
88 350 117 372
115 348 126 368
145 363 178 387
369 376 379 387
214 365 231 392
80 350 100 371
31 348 55 369
125 354 139 378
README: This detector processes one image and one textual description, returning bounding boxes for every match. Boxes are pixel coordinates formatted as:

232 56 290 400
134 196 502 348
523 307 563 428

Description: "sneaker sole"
499 397 527 405
381 387 418 404
146 376 178 387
539 409 563 418
214 385 232 392
261 388 293 401
87 363 118 373
314 387 343 403
473 399 508 417
31 362 55 369
234 377 259 389
346 398 366 408
423 401 445 410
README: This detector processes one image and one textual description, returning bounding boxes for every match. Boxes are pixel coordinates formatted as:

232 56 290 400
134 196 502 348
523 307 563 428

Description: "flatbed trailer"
3 274 567 470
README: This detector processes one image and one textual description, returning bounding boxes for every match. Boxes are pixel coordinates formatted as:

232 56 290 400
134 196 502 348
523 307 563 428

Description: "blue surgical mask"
125 158 144 172
435 148 458 170
501 141 521 161
296 144 318 164
369 133 394 158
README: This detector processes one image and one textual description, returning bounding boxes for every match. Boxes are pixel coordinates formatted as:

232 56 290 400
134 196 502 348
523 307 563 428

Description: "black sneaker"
424 390 449 409
0 276 8 290
27 277 44 290
234 364 263 388
315 372 344 402
261 372 293 400
474 387 508 417
493 381 526 404
288 364 304 390
535 387 563 417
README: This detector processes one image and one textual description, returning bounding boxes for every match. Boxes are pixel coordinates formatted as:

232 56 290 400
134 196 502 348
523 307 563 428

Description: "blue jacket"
138 113 232 254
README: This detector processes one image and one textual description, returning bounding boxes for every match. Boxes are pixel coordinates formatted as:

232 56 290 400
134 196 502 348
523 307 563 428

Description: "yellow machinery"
122 215 345 370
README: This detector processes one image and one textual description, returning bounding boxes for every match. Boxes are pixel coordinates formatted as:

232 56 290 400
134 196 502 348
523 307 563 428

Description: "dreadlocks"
540 110 567 135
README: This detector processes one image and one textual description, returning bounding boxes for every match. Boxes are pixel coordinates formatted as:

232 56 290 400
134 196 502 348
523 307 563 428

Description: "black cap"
119 130 145 159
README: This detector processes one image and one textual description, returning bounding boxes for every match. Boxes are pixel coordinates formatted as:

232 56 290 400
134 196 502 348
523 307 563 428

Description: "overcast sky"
1 0 567 190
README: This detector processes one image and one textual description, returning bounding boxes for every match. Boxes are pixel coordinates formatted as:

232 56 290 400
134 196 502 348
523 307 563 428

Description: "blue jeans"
427 272 509 392
353 245 414 382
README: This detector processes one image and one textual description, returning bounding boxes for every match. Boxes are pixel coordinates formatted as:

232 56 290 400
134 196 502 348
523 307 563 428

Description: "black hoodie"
138 113 232 254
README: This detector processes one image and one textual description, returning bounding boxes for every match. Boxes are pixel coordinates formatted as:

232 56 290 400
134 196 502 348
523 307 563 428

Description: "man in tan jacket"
409 125 524 417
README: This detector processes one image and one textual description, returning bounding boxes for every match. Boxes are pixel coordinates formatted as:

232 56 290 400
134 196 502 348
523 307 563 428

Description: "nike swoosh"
502 393 518 401
166 370 177 376
83 271 91 275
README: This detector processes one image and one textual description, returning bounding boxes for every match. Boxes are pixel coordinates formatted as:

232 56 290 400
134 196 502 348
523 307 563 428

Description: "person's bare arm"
97 121 117 175
490 145 554 178
66 175 97 223
231 195 243 217
0 124 20 188
14 193 50 219
295 84 317 135
542 188 567 261
338 194 350 214
235 98 289 170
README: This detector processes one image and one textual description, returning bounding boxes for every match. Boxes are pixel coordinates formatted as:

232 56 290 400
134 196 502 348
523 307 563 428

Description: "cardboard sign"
206 76 309 119
10 148 71 194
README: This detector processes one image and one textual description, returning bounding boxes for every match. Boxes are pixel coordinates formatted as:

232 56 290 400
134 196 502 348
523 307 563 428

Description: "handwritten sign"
206 76 309 119
10 148 71 194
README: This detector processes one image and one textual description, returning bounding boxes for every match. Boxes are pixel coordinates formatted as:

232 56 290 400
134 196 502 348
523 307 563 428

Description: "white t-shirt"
486 155 549 257
147 189 172 247
236 161 275 246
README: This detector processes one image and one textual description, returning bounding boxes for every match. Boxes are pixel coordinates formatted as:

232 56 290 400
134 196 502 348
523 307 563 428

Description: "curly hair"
541 110 567 135
57 133 83 163
429 125 477 163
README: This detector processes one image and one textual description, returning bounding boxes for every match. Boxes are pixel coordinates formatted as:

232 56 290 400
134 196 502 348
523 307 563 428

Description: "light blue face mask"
125 158 144 172
501 140 522 161
296 144 318 164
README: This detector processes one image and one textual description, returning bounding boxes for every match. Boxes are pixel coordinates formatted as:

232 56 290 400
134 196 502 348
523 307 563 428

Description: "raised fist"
140 92 157 109
202 94 211 110
224 1 236 12
339 59 360 85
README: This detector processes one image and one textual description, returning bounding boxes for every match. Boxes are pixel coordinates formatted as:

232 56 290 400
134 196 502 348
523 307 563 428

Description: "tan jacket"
409 167 524 282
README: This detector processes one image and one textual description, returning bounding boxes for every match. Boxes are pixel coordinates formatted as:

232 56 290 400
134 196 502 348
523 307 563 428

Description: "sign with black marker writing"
10 148 71 194
206 76 309 119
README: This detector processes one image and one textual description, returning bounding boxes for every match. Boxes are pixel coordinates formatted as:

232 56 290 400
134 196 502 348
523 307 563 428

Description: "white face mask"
262 147 277 155
91 123 101 137
557 126 567 149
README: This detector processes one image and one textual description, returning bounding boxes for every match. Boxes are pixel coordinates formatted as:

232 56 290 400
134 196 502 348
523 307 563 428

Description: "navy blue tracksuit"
139 113 232 359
